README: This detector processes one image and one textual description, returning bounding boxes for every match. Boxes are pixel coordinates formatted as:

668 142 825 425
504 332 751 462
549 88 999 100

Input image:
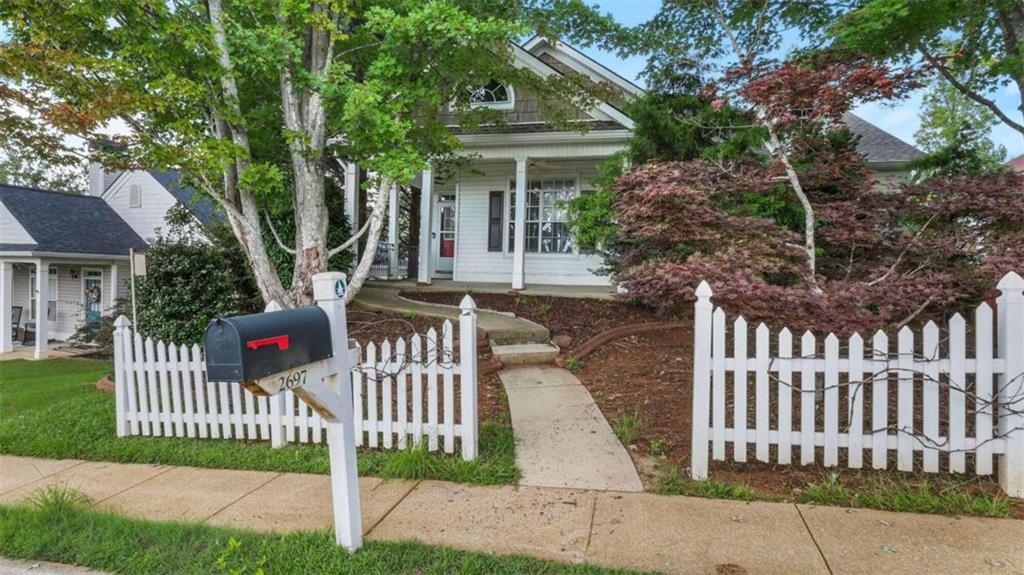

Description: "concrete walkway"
2 456 1023 574
355 286 550 344
499 366 643 492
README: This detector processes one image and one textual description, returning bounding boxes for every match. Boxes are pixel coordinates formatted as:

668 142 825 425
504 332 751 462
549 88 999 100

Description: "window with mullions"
508 179 576 254
469 81 513 108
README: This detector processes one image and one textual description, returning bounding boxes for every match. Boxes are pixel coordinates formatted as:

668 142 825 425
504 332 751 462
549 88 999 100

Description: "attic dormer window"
469 81 514 109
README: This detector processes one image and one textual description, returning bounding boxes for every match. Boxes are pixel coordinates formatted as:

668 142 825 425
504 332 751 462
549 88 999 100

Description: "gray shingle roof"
0 184 147 256
843 113 924 165
147 170 221 225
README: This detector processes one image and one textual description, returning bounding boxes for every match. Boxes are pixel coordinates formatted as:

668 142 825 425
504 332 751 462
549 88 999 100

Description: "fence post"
313 272 362 553
996 271 1024 497
113 315 131 437
270 395 286 448
259 300 287 448
690 281 713 480
459 295 479 461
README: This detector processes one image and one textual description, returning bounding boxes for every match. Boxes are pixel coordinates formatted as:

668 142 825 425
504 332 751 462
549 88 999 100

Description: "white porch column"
344 162 360 258
34 260 48 359
417 166 434 284
387 183 399 279
512 157 528 290
0 261 12 353
108 262 119 311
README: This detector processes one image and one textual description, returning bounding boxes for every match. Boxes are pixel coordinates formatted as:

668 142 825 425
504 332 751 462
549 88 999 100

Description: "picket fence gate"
112 296 480 461
690 272 1024 497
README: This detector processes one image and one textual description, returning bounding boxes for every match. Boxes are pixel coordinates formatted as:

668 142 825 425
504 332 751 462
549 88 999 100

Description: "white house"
0 37 923 357
358 39 924 290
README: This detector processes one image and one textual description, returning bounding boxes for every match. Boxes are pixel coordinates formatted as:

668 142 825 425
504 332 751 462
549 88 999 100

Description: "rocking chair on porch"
9 304 20 339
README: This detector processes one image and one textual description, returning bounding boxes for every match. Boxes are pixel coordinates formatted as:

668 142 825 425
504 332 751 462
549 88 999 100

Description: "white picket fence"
112 296 480 460
690 272 1024 497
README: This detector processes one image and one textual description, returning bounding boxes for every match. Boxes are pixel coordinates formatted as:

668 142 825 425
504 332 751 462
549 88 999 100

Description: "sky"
582 0 1024 160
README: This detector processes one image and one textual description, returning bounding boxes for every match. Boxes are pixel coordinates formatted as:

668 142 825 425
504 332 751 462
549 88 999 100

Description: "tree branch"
917 45 1024 136
328 218 371 258
264 210 296 254
896 296 934 330
868 212 938 286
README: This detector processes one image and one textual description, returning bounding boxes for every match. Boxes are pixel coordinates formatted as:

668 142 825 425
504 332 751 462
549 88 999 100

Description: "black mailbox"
204 306 333 383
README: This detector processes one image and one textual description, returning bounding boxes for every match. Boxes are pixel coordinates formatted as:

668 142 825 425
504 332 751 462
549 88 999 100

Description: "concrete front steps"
490 343 560 366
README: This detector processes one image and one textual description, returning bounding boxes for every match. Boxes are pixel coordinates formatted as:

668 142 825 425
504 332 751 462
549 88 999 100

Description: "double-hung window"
28 267 58 321
507 179 576 254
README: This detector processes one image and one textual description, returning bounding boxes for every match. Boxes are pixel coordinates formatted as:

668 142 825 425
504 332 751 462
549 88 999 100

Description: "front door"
82 269 103 324
434 195 456 274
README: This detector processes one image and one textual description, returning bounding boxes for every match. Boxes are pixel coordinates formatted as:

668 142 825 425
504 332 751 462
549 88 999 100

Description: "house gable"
523 36 644 101
102 170 179 243
444 41 636 135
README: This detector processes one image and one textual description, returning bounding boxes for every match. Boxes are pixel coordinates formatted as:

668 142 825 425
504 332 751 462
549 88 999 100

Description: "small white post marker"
313 272 363 552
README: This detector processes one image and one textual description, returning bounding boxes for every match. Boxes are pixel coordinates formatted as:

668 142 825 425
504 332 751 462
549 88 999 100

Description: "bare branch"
328 218 371 258
868 212 938 286
896 296 934 329
264 210 296 255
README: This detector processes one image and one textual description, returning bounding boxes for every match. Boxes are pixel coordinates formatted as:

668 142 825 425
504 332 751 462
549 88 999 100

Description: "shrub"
131 210 262 344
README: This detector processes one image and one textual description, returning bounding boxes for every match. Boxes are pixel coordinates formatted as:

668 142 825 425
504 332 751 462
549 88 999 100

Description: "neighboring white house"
0 169 217 358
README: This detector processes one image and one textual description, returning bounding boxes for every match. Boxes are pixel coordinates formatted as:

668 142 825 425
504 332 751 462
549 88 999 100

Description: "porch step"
490 343 560 366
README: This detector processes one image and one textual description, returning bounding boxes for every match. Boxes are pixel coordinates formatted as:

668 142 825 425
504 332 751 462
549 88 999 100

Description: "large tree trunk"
209 1 390 308
279 7 335 305
208 0 289 307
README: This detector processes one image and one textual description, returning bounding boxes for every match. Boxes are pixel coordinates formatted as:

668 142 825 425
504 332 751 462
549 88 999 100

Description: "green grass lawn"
0 490 641 575
0 359 518 484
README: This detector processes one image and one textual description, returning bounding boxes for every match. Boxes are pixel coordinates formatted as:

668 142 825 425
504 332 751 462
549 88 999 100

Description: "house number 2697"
278 369 308 392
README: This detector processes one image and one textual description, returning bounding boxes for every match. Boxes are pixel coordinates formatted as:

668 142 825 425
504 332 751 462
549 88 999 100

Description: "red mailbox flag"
246 335 290 351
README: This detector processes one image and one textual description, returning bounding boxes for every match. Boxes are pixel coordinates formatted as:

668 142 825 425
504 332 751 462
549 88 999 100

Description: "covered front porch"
344 132 627 290
0 257 127 360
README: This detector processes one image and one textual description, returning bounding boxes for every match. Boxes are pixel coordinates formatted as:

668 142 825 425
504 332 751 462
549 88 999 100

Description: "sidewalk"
2 455 1022 575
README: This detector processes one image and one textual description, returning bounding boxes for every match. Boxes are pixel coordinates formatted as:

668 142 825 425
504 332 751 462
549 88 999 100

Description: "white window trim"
469 84 515 111
28 266 58 322
504 174 582 258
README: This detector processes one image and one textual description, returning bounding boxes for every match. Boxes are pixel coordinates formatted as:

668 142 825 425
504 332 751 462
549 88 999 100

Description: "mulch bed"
348 308 456 348
399 292 666 348
575 324 1022 518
